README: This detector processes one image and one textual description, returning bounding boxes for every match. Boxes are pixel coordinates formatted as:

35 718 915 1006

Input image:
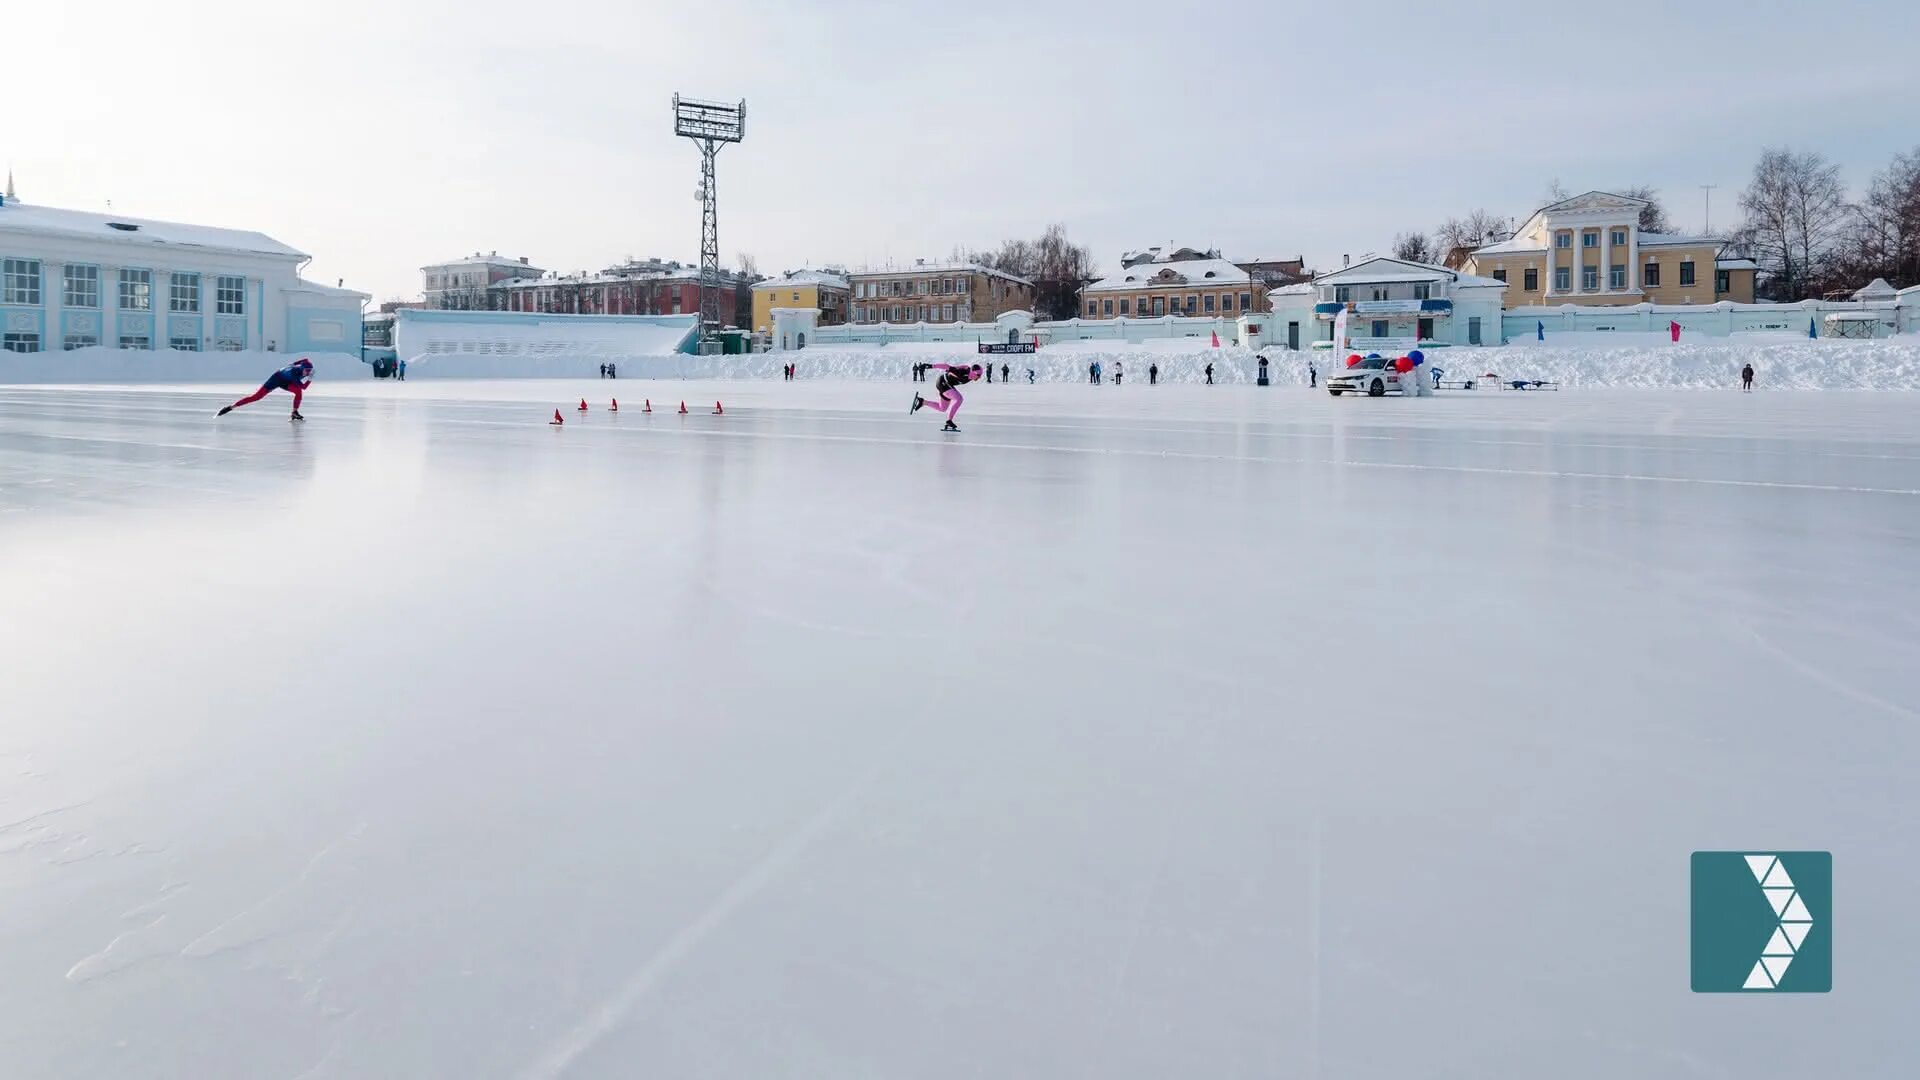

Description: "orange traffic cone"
713 401 724 415
678 401 688 415
549 409 564 426
643 399 652 413
610 398 619 412
578 398 589 411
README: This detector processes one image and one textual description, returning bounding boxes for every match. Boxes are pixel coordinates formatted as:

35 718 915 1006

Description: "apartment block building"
751 269 850 333
847 261 1034 324
421 252 541 310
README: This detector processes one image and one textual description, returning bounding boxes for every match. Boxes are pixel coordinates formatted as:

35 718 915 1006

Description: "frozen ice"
1 379 1917 1078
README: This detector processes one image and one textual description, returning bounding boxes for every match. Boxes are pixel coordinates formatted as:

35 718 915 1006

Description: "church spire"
4 169 14 201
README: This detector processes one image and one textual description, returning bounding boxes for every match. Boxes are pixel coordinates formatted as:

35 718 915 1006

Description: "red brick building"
494 258 750 325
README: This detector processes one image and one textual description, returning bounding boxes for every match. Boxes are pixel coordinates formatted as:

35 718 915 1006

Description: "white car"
1326 355 1406 397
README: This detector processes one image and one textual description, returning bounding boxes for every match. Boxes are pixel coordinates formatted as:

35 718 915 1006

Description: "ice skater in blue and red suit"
218 357 313 419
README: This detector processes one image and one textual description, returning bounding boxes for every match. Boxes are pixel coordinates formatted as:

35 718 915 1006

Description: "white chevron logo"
1742 854 1814 989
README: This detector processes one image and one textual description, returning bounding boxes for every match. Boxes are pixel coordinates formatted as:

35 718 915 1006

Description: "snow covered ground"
2 380 1918 1078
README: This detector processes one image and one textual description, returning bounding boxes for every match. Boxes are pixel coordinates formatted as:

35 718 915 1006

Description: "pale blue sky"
7 0 1917 301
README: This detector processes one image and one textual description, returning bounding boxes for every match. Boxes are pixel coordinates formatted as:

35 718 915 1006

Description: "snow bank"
0 346 366 384
1478 335 1920 389
11 337 1920 389
761 346 1271 384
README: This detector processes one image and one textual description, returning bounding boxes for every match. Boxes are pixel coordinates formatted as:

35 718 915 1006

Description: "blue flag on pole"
1809 315 1817 339
1537 320 1545 341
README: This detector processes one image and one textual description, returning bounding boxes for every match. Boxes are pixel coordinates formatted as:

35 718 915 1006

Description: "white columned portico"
1545 234 1556 299
1628 227 1639 293
1602 223 1612 297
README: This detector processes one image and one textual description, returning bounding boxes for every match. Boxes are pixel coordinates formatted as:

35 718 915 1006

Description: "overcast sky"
8 0 1917 301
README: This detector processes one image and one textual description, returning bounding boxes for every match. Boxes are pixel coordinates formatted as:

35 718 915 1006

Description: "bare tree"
970 223 1095 320
1392 231 1435 263
1619 185 1673 234
1736 148 1849 300
736 252 760 280
1434 209 1505 262
1845 148 1920 288
1544 178 1571 203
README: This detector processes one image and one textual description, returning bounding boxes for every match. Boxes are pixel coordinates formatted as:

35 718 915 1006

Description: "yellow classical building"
1464 191 1756 307
750 269 851 334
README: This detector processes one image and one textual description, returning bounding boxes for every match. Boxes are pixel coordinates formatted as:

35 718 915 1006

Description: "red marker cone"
713 401 724 415
550 409 564 425
610 398 619 412
578 398 589 411
678 401 688 415
643 399 652 413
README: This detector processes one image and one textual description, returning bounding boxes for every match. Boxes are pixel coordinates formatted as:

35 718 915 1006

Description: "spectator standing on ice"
1088 361 1098 385
608 362 617 380
1257 356 1270 386
397 358 407 381
1001 363 1010 383
218 357 312 420
598 363 607 378
986 363 993 383
1308 360 1316 388
1027 368 1036 384
1114 361 1123 386
1149 362 1158 385
1742 363 1755 391
1204 362 1214 385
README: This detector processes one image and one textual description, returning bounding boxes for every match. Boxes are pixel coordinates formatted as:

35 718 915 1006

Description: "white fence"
1503 299 1916 341
808 313 1238 348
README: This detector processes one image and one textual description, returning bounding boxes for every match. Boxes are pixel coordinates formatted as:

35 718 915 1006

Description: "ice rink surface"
2 379 1918 1078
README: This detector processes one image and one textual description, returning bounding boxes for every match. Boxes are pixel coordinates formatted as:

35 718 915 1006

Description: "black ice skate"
216 405 233 416
942 420 959 432
289 410 305 421
911 394 925 414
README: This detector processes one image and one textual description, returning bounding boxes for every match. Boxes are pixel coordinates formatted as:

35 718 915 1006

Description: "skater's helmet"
293 357 313 372
969 364 984 379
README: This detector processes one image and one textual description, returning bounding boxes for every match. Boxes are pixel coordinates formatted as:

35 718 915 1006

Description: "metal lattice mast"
698 142 721 341
673 95 745 351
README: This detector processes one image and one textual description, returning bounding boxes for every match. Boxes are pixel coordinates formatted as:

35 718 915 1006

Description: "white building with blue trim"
0 191 366 360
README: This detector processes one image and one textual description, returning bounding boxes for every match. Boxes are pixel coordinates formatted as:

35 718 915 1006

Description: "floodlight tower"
673 94 746 352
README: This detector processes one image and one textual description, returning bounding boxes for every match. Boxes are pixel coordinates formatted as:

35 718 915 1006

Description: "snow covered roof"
1270 282 1315 295
1313 256 1507 289
752 269 850 291
0 199 306 259
1716 258 1759 271
1852 277 1898 299
1637 232 1723 249
1084 257 1252 293
286 280 371 300
423 252 538 271
849 261 1033 287
1470 236 1546 256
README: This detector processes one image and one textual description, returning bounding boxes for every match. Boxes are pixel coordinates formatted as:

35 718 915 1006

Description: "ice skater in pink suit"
911 362 981 432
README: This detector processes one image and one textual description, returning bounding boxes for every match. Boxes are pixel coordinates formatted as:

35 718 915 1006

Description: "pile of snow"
762 345 1271 384
1486 334 1920 389
12 336 1920 390
0 346 364 384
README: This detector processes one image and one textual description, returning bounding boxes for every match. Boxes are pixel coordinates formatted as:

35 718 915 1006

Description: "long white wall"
809 313 1240 348
1504 299 1918 341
